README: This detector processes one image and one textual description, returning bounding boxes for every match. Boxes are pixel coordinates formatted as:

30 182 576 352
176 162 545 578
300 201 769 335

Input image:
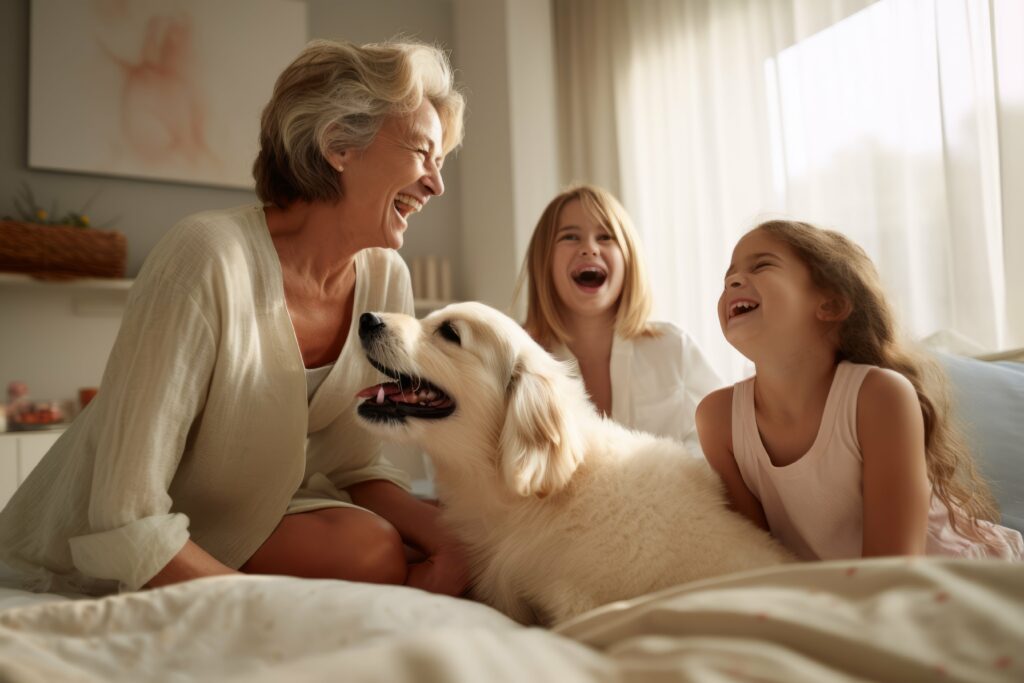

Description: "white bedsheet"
0 557 1020 682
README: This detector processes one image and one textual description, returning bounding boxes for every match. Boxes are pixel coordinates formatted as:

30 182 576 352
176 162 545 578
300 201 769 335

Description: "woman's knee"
341 512 407 585
242 508 408 584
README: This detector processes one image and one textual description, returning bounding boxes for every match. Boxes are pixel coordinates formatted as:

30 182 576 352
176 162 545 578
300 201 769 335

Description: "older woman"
0 40 468 596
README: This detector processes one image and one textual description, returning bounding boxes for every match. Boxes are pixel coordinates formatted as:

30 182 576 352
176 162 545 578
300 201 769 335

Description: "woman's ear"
499 353 584 498
324 149 351 173
817 294 852 322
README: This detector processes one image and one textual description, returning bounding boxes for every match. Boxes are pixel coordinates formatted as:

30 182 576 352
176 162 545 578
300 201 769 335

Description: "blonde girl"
697 220 1022 560
518 184 721 458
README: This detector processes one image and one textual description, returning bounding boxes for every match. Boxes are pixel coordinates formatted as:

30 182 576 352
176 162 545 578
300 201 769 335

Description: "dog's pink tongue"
356 384 382 399
355 382 403 400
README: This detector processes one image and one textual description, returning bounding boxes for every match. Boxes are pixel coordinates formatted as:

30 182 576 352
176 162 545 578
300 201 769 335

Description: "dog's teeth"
376 387 385 404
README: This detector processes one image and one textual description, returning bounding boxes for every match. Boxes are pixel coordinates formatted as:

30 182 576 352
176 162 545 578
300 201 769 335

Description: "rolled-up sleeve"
68 279 217 590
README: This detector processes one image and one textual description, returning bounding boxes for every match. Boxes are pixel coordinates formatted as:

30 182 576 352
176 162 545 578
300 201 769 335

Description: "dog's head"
356 302 590 497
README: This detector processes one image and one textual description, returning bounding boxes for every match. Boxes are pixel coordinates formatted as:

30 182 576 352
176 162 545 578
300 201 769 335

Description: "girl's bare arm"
697 387 770 531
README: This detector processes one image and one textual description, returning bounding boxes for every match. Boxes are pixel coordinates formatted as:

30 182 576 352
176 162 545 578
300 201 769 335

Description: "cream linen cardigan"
0 205 412 594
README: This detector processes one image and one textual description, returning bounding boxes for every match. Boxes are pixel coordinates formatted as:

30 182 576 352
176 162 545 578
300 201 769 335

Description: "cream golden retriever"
356 302 792 625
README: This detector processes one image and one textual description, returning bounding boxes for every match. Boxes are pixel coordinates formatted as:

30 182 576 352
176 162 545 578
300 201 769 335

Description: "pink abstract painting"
29 0 307 189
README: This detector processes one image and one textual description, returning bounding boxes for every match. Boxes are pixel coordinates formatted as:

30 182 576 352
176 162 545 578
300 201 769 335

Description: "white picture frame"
29 0 308 189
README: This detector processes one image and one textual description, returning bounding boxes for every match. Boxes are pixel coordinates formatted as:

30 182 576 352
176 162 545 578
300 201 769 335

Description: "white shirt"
553 321 723 458
0 205 413 594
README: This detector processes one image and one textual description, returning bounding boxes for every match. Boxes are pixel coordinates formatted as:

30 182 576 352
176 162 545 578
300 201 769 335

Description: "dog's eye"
438 320 461 345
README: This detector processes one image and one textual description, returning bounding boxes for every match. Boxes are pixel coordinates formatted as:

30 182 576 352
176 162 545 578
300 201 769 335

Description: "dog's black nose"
359 312 385 340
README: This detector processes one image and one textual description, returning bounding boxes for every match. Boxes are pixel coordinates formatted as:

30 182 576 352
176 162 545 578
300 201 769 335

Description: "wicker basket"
0 220 127 279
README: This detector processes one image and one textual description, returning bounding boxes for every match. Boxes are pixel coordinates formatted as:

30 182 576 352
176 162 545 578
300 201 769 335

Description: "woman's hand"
348 480 472 596
405 538 471 597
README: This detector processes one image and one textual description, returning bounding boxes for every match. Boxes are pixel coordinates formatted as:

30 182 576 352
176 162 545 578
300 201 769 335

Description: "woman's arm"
348 480 470 596
858 368 931 557
145 540 239 589
696 388 769 531
68 272 220 591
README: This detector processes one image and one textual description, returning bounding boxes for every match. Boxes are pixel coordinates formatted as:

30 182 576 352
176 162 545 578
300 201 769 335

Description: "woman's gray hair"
253 39 465 207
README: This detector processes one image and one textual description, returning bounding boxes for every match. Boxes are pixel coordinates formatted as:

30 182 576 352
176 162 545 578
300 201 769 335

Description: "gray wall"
0 0 462 291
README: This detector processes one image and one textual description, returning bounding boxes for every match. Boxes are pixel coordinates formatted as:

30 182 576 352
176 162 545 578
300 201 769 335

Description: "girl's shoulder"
697 384 735 416
856 365 919 415
695 384 736 452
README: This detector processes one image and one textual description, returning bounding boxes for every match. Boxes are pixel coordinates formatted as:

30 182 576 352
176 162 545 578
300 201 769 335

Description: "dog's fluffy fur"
357 302 792 625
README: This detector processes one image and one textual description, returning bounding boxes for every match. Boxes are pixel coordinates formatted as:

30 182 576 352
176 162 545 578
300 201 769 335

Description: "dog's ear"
499 353 584 497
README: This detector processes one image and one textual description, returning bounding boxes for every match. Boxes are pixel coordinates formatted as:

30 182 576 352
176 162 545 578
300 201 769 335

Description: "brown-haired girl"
697 220 1022 560
519 184 721 458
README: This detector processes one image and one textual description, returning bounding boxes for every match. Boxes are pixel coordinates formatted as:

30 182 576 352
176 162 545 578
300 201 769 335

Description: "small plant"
5 182 116 229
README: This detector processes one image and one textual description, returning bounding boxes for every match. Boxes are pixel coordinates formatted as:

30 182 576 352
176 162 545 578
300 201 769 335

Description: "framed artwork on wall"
28 0 308 189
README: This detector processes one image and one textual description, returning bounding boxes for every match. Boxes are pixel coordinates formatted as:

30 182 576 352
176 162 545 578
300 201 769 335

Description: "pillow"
936 353 1024 533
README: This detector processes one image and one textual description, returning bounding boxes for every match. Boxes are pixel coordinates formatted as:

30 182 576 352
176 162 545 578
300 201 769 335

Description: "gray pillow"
937 353 1024 533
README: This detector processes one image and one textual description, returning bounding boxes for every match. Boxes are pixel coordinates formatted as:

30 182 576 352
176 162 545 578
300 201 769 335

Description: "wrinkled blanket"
0 557 1020 682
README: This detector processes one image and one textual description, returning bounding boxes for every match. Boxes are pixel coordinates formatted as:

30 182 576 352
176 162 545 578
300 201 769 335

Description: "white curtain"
556 0 1023 381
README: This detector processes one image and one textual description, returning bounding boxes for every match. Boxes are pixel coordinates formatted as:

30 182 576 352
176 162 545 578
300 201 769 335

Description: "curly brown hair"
755 219 1000 543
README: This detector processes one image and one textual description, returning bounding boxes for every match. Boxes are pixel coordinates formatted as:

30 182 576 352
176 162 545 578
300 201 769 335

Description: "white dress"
0 204 413 594
553 321 723 458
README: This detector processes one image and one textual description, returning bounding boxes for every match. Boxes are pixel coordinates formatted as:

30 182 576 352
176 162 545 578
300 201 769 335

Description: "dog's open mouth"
357 356 456 422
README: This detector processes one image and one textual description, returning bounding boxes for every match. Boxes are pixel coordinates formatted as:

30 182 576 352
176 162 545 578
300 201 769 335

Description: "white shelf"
0 272 134 291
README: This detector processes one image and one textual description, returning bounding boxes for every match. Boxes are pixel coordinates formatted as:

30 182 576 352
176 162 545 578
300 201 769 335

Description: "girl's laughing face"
550 199 626 319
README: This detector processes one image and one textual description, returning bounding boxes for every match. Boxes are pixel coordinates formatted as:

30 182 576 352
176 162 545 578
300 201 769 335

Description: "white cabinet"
0 430 63 509
0 437 17 508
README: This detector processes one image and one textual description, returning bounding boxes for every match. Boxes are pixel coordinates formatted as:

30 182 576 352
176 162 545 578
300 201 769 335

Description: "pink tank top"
731 361 1023 561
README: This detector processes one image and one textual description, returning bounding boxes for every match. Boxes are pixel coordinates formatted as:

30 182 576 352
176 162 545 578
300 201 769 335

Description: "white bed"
2 349 1021 682
0 557 1021 682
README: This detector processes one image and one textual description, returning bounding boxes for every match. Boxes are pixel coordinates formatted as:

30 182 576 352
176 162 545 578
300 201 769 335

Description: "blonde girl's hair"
254 39 465 207
516 184 657 349
755 219 1001 541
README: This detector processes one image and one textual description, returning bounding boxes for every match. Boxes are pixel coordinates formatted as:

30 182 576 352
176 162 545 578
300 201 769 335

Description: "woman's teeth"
394 194 423 214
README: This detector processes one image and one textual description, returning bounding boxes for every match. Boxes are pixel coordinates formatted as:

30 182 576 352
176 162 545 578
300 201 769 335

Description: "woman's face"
549 199 626 320
333 99 446 250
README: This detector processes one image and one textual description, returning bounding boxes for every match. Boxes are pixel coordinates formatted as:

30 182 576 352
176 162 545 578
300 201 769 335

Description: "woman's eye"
438 321 461 345
558 234 578 241
598 234 613 241
753 262 771 271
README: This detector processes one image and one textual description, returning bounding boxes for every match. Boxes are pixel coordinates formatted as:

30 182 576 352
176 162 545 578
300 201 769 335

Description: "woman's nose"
423 164 444 197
